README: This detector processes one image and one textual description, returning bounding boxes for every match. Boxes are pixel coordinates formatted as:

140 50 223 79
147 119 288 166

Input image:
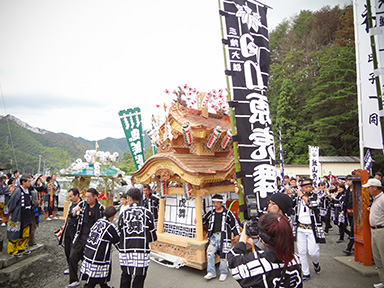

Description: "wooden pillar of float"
157 198 166 233
195 193 203 241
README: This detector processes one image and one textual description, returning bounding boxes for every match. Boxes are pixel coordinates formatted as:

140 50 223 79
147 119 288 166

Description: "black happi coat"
80 217 120 281
292 193 326 244
118 203 157 275
228 242 303 288
142 193 160 221
202 206 240 258
72 200 104 245
331 192 345 224
59 200 83 247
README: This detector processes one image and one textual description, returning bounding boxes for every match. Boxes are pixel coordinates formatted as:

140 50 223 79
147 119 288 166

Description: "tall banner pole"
368 0 384 155
218 0 244 221
367 0 383 111
218 0 275 214
353 0 384 168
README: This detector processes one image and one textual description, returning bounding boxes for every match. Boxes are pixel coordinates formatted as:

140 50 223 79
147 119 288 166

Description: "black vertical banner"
220 0 276 211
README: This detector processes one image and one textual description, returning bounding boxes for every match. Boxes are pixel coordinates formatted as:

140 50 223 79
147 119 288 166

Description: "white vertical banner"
354 0 383 149
373 0 384 105
309 146 320 185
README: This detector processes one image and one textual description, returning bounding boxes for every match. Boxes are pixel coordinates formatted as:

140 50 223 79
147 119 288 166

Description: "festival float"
132 86 239 269
59 148 124 213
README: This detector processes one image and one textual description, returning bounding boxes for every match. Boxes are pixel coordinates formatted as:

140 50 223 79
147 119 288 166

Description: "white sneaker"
219 274 227 281
204 273 216 280
1 223 6 227
373 283 384 288
63 269 69 274
52 217 58 220
46 218 52 221
65 281 80 288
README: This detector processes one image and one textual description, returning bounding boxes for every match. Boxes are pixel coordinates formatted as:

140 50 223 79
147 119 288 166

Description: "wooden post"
199 93 209 118
195 194 203 241
352 169 372 266
157 198 166 233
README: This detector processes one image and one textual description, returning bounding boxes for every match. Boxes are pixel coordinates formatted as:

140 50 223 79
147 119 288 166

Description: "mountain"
58 133 151 157
0 115 150 174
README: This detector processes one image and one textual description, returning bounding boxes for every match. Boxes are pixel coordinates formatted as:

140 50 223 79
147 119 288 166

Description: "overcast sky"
0 0 352 141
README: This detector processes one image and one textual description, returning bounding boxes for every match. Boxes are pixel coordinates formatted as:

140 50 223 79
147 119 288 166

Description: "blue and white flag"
364 149 373 171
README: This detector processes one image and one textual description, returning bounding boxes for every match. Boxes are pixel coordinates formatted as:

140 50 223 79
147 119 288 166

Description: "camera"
244 195 260 237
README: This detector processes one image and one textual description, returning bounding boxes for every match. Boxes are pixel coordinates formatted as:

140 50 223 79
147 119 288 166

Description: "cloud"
3 93 104 110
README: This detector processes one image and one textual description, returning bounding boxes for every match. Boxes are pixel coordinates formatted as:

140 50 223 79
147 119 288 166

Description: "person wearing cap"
268 193 294 218
66 188 104 288
292 178 325 281
80 205 120 288
363 178 384 288
201 194 240 282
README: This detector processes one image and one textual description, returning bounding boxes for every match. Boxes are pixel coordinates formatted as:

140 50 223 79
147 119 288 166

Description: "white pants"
297 227 320 276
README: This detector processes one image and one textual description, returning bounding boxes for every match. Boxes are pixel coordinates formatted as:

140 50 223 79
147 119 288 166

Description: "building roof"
318 156 360 163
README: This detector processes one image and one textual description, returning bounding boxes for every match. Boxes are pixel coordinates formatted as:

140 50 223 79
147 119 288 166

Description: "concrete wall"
276 162 360 178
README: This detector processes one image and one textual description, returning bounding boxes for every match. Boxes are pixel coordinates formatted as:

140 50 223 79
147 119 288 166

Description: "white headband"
212 198 224 202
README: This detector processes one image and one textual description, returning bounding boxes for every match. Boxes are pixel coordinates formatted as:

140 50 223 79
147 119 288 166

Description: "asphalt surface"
45 224 380 288
0 212 380 288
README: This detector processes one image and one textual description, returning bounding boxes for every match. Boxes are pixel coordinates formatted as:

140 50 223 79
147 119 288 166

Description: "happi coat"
118 203 157 275
59 200 83 247
228 242 303 288
80 217 120 281
72 200 104 245
202 206 240 258
7 186 32 240
142 193 160 221
292 193 326 244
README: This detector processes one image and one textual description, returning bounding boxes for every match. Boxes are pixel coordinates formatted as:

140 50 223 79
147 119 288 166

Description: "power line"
0 81 18 170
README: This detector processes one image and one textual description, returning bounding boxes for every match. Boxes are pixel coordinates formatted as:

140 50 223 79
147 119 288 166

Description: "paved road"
49 228 379 288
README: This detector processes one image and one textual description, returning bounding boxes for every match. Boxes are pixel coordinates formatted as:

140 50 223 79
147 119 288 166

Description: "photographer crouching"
228 213 303 288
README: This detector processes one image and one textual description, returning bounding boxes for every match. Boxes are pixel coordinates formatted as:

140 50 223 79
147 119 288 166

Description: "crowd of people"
0 169 383 288
225 172 384 288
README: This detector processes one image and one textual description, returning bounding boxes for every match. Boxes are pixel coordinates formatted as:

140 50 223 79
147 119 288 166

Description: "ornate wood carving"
156 169 174 181
151 241 198 261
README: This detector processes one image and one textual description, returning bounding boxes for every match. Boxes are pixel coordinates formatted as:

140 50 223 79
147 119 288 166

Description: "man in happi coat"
59 188 82 275
80 205 120 288
66 188 104 288
202 194 240 282
7 174 32 256
292 178 325 281
141 184 159 223
118 187 157 288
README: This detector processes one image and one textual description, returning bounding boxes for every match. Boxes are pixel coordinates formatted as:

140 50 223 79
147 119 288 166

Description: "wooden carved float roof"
132 152 235 185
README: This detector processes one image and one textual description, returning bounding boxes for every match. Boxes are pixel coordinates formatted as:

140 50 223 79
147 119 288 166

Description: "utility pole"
38 155 41 174
43 160 46 176
9 159 12 173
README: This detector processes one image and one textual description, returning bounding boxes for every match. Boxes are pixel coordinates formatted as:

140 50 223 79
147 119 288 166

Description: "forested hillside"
0 115 90 173
268 5 383 170
0 115 153 174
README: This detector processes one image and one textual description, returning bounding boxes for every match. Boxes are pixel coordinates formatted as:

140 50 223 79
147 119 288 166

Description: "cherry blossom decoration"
162 85 229 114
